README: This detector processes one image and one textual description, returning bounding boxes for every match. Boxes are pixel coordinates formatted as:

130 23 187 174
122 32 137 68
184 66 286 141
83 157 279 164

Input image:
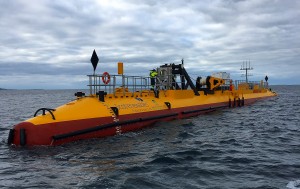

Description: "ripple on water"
0 86 300 189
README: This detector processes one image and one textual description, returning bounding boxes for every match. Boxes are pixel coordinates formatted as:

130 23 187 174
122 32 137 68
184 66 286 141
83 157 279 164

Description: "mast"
240 60 253 83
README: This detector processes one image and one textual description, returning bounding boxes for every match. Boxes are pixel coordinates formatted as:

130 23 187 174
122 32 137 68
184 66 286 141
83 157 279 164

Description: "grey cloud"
0 0 299 89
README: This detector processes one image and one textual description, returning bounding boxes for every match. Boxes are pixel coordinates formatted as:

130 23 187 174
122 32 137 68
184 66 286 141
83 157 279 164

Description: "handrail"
34 108 56 120
87 73 269 96
87 74 152 95
234 80 268 90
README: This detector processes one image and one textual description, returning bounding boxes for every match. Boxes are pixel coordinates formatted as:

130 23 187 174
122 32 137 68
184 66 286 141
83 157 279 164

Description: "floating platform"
7 53 277 146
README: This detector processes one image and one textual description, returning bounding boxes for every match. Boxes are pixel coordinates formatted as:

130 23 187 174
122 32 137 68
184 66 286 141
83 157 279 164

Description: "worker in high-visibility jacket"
150 69 158 89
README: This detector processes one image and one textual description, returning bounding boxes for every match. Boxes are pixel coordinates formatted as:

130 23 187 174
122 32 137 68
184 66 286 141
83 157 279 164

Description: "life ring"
102 72 110 84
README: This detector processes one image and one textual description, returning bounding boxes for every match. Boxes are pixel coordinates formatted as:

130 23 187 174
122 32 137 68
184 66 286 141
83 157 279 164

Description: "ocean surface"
0 86 299 189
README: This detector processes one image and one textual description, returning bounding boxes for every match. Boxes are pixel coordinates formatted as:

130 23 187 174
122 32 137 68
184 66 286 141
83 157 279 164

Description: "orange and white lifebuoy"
102 72 110 84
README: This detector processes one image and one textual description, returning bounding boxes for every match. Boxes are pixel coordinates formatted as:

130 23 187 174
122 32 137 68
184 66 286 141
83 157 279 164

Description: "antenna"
240 60 253 83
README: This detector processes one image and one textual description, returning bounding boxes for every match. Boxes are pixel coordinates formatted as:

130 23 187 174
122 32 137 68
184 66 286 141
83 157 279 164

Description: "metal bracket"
111 107 119 117
96 91 107 102
164 102 171 109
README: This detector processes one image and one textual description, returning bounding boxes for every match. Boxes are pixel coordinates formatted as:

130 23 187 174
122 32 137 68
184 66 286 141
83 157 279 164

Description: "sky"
0 0 299 89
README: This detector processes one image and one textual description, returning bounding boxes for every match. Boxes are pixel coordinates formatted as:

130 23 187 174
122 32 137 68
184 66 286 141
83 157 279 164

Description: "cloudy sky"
0 0 299 89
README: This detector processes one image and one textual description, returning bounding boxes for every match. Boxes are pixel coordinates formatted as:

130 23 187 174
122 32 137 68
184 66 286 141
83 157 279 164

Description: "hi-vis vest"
150 70 158 78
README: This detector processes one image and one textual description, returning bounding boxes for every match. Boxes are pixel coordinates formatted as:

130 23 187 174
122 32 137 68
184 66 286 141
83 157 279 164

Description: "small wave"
174 149 202 156
287 180 300 189
147 156 180 165
123 177 168 189
223 156 256 164
181 122 195 127
267 126 282 133
124 165 149 174
177 131 194 139
148 137 161 142
0 138 8 146
219 138 237 144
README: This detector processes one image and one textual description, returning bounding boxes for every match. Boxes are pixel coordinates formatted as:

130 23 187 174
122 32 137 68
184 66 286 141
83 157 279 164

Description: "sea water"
0 86 299 189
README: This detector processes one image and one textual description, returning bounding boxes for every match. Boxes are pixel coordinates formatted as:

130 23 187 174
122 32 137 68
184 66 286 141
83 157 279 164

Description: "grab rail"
34 108 56 120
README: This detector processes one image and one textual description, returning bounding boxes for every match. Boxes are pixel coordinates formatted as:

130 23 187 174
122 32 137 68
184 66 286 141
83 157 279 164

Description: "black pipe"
7 129 14 145
20 128 26 146
52 113 178 141
139 113 178 122
182 105 227 114
182 107 212 114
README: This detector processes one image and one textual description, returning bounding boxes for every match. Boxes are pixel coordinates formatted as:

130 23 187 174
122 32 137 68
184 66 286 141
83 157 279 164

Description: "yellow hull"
24 88 276 126
8 88 276 146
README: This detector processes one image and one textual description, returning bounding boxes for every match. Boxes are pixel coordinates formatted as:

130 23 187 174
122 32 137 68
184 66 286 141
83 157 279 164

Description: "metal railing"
87 74 269 97
87 74 152 96
87 73 190 96
234 80 268 90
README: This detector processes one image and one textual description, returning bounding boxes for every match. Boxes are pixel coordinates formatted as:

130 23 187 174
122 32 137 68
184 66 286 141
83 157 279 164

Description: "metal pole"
122 75 125 96
89 76 92 95
113 76 116 96
246 68 248 83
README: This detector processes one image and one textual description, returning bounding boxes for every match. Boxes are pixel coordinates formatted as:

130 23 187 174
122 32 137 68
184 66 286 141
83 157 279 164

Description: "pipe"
52 113 178 141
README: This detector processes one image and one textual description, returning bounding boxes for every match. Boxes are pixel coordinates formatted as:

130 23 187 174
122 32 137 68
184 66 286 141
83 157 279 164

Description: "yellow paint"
28 97 112 125
207 77 225 90
238 83 249 90
26 88 276 126
165 90 194 99
118 62 123 75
